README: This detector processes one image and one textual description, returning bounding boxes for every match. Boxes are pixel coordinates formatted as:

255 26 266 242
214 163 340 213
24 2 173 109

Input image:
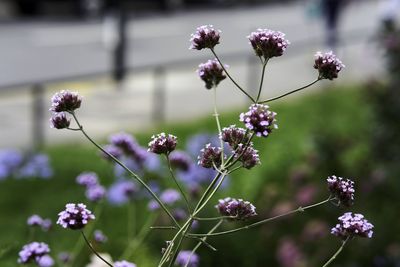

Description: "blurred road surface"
0 0 388 148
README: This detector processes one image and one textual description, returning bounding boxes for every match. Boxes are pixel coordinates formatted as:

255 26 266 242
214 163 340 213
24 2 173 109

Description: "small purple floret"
18 242 51 265
248 29 290 60
50 112 70 129
190 25 221 50
314 51 345 80
197 59 226 89
235 143 260 169
216 197 257 220
331 212 374 240
148 133 177 155
239 104 277 137
114 260 137 267
327 175 355 207
76 172 99 188
175 250 200 267
27 215 43 226
50 90 82 113
94 230 108 243
85 184 106 202
57 203 95 230
197 143 224 169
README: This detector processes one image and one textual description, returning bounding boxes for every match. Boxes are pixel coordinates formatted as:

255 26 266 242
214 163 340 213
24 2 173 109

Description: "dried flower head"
235 143 260 169
50 112 70 129
240 104 278 137
50 90 82 113
18 242 51 265
176 250 199 267
148 133 177 155
220 125 249 148
190 25 221 50
314 51 345 80
114 260 137 267
327 175 355 207
248 29 290 60
197 59 226 89
57 203 95 230
331 212 374 240
216 197 257 220
197 143 223 169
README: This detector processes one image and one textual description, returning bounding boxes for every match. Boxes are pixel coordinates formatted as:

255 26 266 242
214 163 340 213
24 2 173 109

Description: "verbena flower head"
76 172 99 188
216 197 257 220
175 250 199 267
101 145 123 161
109 132 138 155
107 180 137 205
169 151 192 171
27 215 43 226
148 133 177 155
327 175 355 207
235 143 260 169
114 260 137 267
85 184 106 202
198 143 223 169
36 255 54 267
16 154 53 179
190 25 221 50
160 189 181 205
94 230 107 243
18 242 51 265
248 29 290 60
57 203 95 230
50 112 70 129
331 212 374 240
220 125 249 148
50 90 82 113
240 104 278 137
197 59 226 89
314 51 345 80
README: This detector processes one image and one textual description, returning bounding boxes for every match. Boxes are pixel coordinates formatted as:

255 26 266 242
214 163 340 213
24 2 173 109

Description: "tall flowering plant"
38 25 372 267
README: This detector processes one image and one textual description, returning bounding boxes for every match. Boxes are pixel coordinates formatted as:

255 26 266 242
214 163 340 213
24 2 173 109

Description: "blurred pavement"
0 0 388 149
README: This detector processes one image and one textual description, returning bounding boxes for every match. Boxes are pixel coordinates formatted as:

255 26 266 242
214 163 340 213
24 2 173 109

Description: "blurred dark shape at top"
7 0 294 19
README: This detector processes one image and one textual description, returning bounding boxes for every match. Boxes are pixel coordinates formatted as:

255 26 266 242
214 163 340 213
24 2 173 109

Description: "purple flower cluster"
94 229 108 243
314 51 345 80
17 154 53 179
197 143 224 169
0 149 23 179
76 172 106 202
148 189 181 210
327 175 355 207
57 203 95 230
197 59 226 89
114 260 137 267
169 151 193 171
107 179 137 205
331 212 374 240
49 112 70 129
49 90 82 129
18 242 54 267
220 125 249 148
240 104 278 137
248 29 290 60
215 197 257 220
50 90 82 113
175 250 199 267
235 143 260 169
148 133 177 155
27 215 52 231
190 25 221 50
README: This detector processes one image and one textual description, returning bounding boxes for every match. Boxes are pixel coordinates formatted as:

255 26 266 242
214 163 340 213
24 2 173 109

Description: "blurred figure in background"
321 0 346 52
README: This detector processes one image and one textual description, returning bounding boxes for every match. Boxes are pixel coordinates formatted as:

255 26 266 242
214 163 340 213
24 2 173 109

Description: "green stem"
322 237 350 267
70 111 180 228
210 48 256 103
189 197 332 237
256 59 269 102
193 215 236 221
259 78 320 103
213 86 225 166
80 231 113 267
165 155 192 213
184 220 223 267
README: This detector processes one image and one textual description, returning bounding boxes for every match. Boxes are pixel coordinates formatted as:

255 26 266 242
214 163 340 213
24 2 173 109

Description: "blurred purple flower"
0 149 23 179
41 219 52 232
107 179 137 206
276 238 305 267
94 230 107 243
176 250 199 267
169 151 193 172
27 215 43 227
295 185 318 206
160 189 181 205
76 172 99 188
114 260 137 267
85 184 106 202
17 154 53 179
36 254 54 267
58 252 71 264
18 242 51 265
49 112 70 129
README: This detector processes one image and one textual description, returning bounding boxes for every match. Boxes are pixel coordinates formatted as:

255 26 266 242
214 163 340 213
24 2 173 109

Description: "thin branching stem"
256 59 269 102
69 111 180 229
259 78 321 103
80 230 113 267
165 154 192 213
213 86 225 166
322 237 350 267
210 48 256 103
189 196 333 238
193 215 237 221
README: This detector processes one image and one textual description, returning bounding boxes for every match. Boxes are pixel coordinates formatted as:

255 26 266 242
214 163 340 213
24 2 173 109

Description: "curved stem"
165 155 192 213
193 215 236 221
70 111 180 228
322 237 350 267
213 86 225 166
210 48 256 103
183 220 223 267
259 78 321 103
189 196 332 237
81 231 113 267
256 59 269 102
